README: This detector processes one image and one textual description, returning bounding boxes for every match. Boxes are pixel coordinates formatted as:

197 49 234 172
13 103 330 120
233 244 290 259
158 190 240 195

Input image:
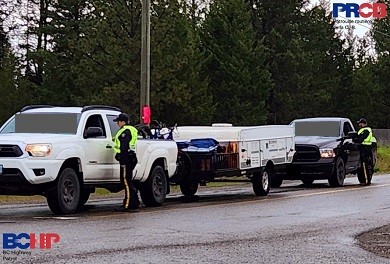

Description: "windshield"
0 113 81 134
293 121 341 137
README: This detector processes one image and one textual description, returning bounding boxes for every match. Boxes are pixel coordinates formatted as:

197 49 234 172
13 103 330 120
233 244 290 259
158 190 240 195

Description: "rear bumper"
276 159 335 180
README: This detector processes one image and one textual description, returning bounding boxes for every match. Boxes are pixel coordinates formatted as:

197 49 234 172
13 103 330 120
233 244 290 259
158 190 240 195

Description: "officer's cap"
357 118 367 124
113 113 129 122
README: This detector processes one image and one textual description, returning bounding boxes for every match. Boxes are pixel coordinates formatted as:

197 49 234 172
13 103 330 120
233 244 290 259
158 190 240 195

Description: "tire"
46 168 80 215
328 157 346 187
252 167 270 196
270 176 283 188
357 156 374 185
301 179 314 186
180 181 198 196
140 165 167 207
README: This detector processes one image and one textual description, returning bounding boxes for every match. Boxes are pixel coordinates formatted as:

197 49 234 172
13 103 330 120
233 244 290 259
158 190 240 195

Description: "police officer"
354 118 375 185
113 113 140 211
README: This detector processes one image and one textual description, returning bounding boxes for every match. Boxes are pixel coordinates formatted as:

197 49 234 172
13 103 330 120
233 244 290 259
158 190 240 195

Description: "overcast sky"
315 0 376 37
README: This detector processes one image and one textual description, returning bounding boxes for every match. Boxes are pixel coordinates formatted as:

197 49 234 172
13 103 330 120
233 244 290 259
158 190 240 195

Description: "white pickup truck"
0 105 178 214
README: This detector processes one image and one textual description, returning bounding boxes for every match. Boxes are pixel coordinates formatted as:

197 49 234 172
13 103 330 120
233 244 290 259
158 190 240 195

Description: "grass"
0 195 45 204
376 146 390 173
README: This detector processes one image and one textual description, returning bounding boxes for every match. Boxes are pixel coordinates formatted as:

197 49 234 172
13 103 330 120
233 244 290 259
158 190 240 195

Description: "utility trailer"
170 124 295 197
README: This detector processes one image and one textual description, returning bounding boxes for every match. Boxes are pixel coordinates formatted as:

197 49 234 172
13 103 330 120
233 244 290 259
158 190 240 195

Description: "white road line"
277 183 390 200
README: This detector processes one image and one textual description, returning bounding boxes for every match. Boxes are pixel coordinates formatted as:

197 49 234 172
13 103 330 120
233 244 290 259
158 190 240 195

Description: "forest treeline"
0 0 389 127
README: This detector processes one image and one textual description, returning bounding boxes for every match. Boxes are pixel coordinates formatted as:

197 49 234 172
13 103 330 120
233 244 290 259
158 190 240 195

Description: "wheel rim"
152 172 165 199
62 178 75 204
262 171 269 190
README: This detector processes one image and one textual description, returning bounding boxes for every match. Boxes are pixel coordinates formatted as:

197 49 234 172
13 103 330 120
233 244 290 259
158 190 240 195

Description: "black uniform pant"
119 158 140 209
359 145 374 183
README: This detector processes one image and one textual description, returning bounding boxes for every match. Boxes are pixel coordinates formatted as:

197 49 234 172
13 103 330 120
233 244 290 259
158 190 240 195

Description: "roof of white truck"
23 107 83 113
19 105 121 114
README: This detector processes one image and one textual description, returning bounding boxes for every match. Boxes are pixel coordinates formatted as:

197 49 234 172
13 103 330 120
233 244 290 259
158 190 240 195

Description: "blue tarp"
178 138 219 152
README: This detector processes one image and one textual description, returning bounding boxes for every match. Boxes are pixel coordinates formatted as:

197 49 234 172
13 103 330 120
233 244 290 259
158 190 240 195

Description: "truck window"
1 113 80 134
0 118 15 133
343 122 353 136
294 121 340 137
106 115 120 137
84 114 107 138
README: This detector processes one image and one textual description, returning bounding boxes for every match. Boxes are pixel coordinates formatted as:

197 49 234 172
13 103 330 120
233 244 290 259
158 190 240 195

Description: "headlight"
26 144 52 157
320 148 335 158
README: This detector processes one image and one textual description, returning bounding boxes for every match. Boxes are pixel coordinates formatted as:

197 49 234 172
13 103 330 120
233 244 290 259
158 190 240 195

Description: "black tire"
252 167 270 196
180 182 198 196
140 165 167 207
357 156 374 185
328 157 346 187
46 168 80 215
270 176 283 188
302 179 314 186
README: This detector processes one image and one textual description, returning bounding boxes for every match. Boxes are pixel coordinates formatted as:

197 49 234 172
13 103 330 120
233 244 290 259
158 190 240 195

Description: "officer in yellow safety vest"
354 118 375 185
113 113 140 212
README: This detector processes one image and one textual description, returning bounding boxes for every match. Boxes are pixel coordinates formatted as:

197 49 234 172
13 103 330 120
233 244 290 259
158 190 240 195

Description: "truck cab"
0 105 178 214
273 117 376 187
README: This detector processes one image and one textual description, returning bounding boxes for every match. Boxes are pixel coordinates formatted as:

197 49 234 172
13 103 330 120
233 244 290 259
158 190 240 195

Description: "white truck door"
82 114 114 181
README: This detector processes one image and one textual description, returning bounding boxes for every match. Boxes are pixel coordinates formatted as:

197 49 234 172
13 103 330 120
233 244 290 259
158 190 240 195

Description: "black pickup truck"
273 117 377 188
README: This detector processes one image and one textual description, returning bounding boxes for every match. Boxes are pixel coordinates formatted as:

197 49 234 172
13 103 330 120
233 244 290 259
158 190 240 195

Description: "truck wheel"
328 157 345 187
180 182 198 196
46 168 80 215
252 167 270 196
270 176 283 188
357 156 374 185
302 179 314 186
140 165 167 207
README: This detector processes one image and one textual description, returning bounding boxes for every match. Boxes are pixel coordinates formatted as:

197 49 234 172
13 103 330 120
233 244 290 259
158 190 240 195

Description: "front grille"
0 145 23 157
0 168 27 185
294 144 320 162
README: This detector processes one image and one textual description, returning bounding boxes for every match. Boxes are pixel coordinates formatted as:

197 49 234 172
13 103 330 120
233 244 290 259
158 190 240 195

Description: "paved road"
1 174 390 264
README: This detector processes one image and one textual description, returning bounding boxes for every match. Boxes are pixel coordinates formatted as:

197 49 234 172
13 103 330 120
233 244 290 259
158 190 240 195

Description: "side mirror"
347 131 358 138
85 127 104 138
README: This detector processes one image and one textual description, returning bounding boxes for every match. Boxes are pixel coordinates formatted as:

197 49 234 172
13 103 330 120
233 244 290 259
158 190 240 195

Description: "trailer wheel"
252 167 270 196
328 157 345 187
180 182 198 196
46 168 80 215
140 165 167 207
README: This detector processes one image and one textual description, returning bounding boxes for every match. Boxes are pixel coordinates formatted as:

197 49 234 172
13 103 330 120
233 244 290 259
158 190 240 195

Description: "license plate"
0 165 2 176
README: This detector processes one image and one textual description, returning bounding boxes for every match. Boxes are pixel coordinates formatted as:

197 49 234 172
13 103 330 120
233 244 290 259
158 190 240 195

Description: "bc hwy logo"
2 233 60 249
333 2 388 18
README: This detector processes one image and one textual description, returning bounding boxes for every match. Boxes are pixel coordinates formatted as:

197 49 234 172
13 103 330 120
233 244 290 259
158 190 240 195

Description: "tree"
150 0 214 125
361 0 390 128
0 20 29 123
201 0 271 125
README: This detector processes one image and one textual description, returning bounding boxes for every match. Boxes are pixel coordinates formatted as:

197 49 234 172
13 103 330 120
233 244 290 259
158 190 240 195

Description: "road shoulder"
356 224 390 259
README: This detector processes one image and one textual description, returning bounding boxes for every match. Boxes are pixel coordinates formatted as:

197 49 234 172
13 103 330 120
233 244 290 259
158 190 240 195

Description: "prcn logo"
333 2 388 18
2 233 60 249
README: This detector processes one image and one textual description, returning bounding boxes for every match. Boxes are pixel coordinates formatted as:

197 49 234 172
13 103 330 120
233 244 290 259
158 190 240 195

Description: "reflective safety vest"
358 127 373 145
113 125 138 153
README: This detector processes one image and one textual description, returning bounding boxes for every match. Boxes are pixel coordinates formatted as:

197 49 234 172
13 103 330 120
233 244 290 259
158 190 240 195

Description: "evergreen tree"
150 0 214 125
0 20 29 123
369 0 390 127
201 0 271 125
